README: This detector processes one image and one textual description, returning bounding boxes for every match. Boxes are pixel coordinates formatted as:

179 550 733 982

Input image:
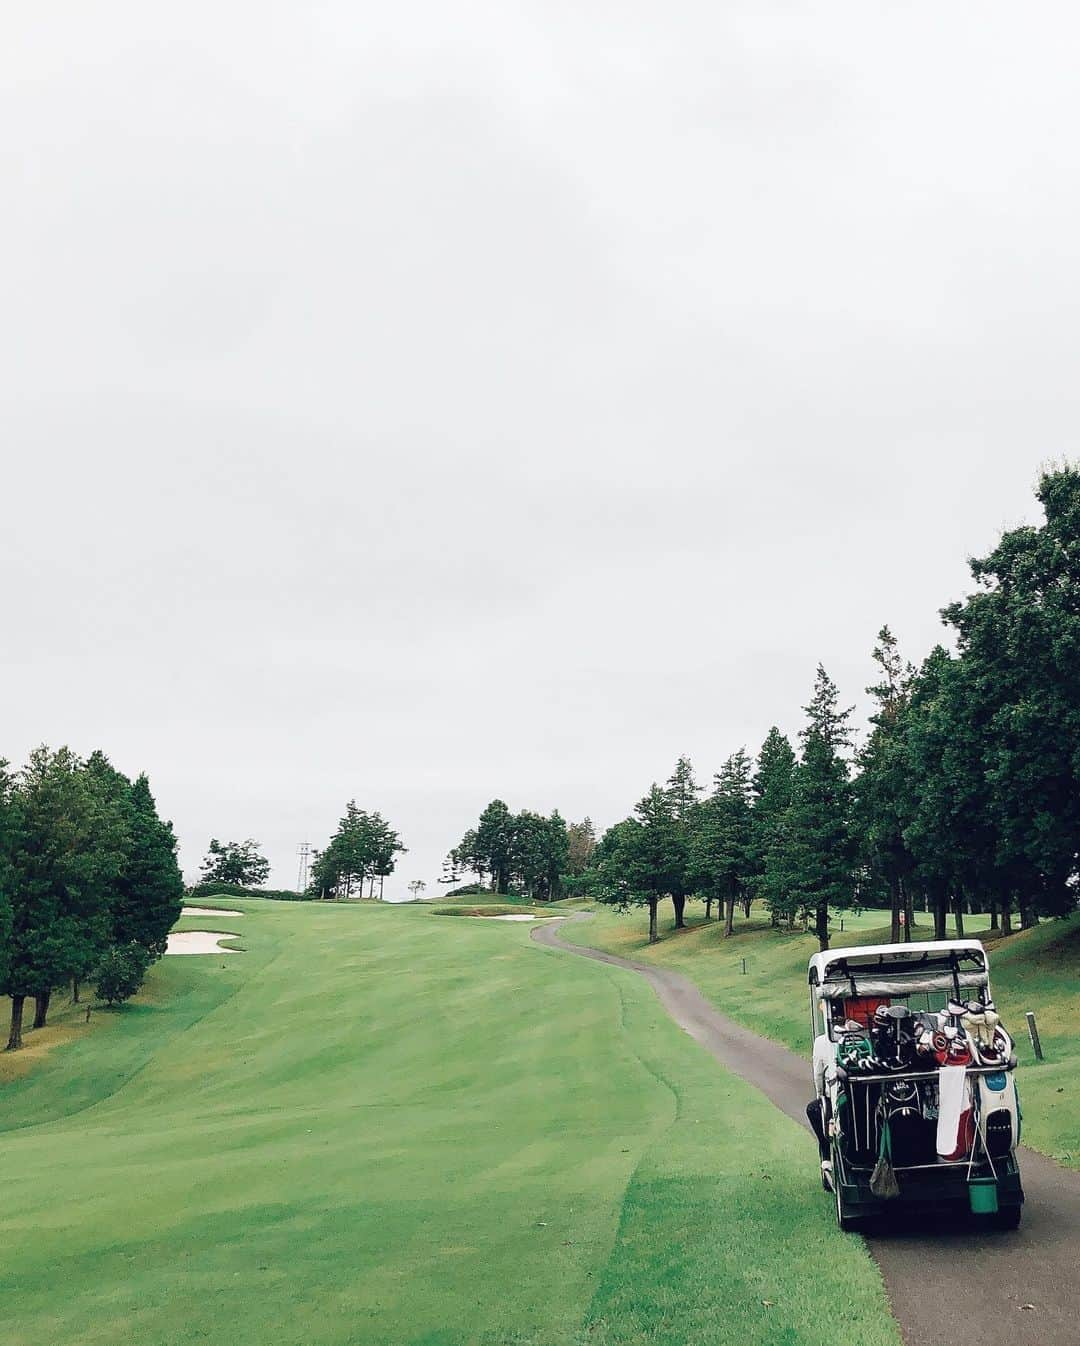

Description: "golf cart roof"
808 940 989 999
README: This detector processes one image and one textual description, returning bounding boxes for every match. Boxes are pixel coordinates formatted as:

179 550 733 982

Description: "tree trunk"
704 897 713 920
379 874 385 902
952 895 965 938
672 894 686 929
6 995 25 1051
1019 896 1038 930
648 898 659 944
33 991 51 1029
933 893 948 942
901 880 914 942
770 907 779 927
71 977 80 1005
724 894 735 938
989 897 999 931
1001 902 1013 936
889 879 902 944
742 895 752 919
815 901 829 952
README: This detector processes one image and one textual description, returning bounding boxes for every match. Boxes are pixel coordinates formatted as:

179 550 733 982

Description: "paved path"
532 914 1080 1346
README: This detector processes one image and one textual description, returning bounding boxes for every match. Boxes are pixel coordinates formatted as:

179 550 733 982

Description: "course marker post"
1026 1011 1044 1061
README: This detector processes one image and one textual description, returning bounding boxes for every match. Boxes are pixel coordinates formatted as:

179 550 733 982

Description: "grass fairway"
562 904 1080 1169
1 901 898 1346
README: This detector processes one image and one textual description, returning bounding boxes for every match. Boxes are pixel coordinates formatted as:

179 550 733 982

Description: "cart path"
532 914 1080 1346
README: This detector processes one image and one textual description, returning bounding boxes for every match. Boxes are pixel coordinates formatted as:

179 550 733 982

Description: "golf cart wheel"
989 1205 1022 1231
832 1155 863 1232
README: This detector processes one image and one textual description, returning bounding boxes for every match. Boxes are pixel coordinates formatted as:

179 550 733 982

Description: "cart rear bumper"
837 1156 1024 1221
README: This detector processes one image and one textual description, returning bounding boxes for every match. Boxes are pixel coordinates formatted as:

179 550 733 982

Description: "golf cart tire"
834 1179 864 1233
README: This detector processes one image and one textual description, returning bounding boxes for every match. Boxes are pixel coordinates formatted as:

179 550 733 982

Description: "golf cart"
807 940 1023 1232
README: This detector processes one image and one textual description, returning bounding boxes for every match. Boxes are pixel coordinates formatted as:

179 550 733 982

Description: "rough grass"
0 900 898 1346
562 902 1080 1169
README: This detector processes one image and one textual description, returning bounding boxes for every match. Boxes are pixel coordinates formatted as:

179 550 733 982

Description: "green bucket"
969 1178 999 1215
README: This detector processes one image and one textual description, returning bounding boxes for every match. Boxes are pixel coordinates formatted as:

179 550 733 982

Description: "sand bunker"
181 905 243 918
482 914 552 922
166 931 242 955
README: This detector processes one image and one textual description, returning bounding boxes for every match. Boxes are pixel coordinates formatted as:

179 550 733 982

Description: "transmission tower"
296 841 311 893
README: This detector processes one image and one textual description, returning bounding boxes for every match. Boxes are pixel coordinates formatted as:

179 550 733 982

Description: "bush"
94 943 152 1007
441 883 492 898
186 881 314 902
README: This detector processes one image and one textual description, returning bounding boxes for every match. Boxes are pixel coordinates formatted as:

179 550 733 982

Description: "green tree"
3 747 118 1049
115 774 185 958
688 750 754 936
774 667 856 950
200 838 270 889
595 786 683 943
94 942 151 1008
750 728 797 925
942 465 1080 925
445 800 519 894
0 761 18 997
853 628 921 942
566 818 597 876
664 756 699 928
475 800 515 894
310 804 405 899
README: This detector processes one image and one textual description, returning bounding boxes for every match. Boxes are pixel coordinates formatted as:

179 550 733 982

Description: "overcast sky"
3 5 1077 896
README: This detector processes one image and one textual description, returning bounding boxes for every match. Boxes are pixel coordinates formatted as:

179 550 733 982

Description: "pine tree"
595 786 684 943
3 748 119 1048
566 818 597 875
750 728 797 925
780 667 856 950
854 629 920 942
688 750 753 936
200 838 270 889
113 775 184 958
664 757 699 927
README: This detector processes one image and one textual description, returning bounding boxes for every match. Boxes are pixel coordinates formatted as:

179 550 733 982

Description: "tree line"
443 801 596 901
574 465 1080 949
0 746 183 1050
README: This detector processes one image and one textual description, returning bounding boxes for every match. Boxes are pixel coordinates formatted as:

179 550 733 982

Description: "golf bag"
978 1070 1020 1158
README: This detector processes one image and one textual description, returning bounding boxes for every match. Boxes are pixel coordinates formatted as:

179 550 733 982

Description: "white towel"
937 1065 969 1159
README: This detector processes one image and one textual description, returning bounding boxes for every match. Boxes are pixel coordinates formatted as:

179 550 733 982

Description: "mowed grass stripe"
1 902 898 1345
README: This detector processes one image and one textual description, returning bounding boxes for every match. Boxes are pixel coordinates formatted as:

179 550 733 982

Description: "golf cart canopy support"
808 941 989 1000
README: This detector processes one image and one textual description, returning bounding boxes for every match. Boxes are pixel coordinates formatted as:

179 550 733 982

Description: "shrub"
186 881 314 902
94 942 152 1007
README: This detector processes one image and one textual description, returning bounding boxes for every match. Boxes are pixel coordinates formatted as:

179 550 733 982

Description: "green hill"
0 899 898 1346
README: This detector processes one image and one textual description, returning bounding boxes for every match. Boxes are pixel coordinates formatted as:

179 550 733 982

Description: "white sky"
3 5 1077 895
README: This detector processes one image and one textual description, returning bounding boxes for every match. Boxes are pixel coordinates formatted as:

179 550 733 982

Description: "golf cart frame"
808 940 1024 1231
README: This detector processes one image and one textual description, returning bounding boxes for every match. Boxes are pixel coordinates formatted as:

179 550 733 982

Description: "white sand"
181 906 243 918
482 914 553 921
166 930 242 955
